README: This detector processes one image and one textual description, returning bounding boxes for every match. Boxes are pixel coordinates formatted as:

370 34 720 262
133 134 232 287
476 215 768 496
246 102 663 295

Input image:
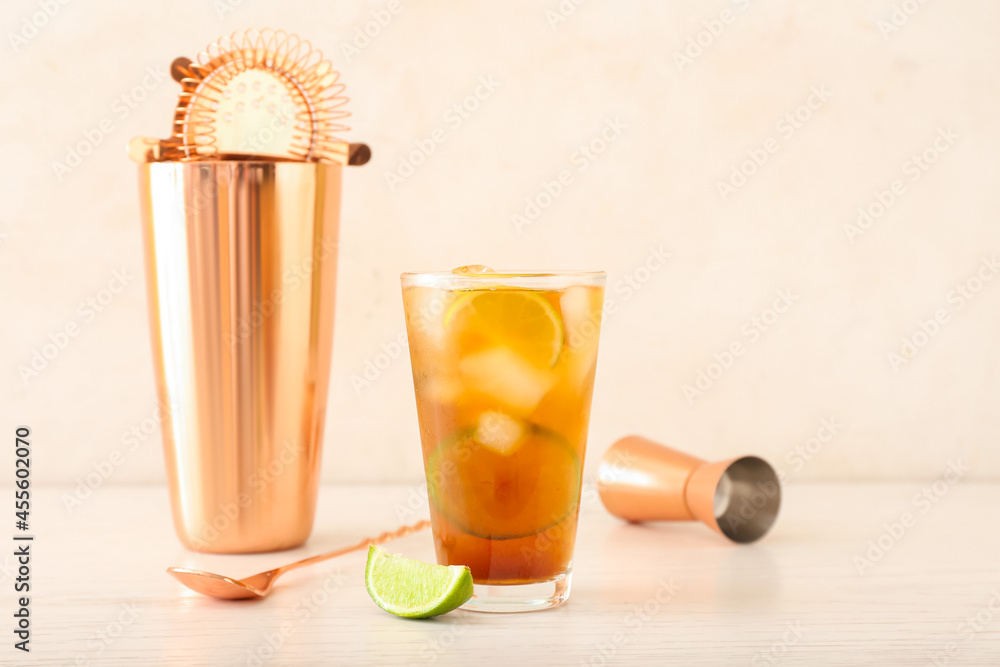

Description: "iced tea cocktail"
402 268 605 611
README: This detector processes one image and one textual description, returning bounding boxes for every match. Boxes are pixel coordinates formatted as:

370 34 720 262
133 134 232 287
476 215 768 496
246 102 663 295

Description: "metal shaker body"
137 160 340 553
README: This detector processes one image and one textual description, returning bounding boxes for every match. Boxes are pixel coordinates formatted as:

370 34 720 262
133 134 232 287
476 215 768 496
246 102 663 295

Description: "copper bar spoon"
167 520 430 600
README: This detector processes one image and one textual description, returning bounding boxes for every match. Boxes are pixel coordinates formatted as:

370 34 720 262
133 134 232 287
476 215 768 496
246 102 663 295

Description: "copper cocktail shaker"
132 30 368 553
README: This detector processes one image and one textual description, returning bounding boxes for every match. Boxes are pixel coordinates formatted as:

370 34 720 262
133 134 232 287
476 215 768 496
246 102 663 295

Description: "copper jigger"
137 160 342 553
597 436 781 543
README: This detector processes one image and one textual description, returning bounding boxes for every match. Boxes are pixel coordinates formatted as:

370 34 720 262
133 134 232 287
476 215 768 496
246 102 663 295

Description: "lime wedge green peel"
365 545 473 618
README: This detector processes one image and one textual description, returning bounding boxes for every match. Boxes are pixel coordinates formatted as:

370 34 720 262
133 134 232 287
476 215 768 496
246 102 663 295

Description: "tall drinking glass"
401 269 605 611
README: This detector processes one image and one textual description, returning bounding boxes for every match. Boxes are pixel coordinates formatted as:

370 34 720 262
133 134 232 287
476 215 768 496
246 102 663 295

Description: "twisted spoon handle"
276 520 432 577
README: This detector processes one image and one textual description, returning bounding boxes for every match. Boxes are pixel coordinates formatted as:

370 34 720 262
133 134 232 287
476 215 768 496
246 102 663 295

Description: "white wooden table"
15 482 1000 666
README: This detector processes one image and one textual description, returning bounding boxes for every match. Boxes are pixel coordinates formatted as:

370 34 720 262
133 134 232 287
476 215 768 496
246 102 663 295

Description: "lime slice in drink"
365 545 473 618
444 290 564 368
426 423 581 540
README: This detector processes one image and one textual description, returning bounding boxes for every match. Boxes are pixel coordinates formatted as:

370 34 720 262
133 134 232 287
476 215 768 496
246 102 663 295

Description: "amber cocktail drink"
402 268 605 611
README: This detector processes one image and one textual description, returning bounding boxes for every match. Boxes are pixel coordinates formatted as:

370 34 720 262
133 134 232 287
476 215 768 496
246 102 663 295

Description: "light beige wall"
2 0 998 485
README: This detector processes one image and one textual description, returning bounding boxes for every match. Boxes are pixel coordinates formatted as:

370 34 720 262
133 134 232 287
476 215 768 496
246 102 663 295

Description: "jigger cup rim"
597 435 781 544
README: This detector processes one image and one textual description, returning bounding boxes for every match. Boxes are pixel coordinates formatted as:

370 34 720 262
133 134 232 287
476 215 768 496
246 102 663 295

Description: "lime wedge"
365 545 473 618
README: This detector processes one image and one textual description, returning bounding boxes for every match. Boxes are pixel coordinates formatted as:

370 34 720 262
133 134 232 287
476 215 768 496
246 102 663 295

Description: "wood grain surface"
12 482 1000 666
